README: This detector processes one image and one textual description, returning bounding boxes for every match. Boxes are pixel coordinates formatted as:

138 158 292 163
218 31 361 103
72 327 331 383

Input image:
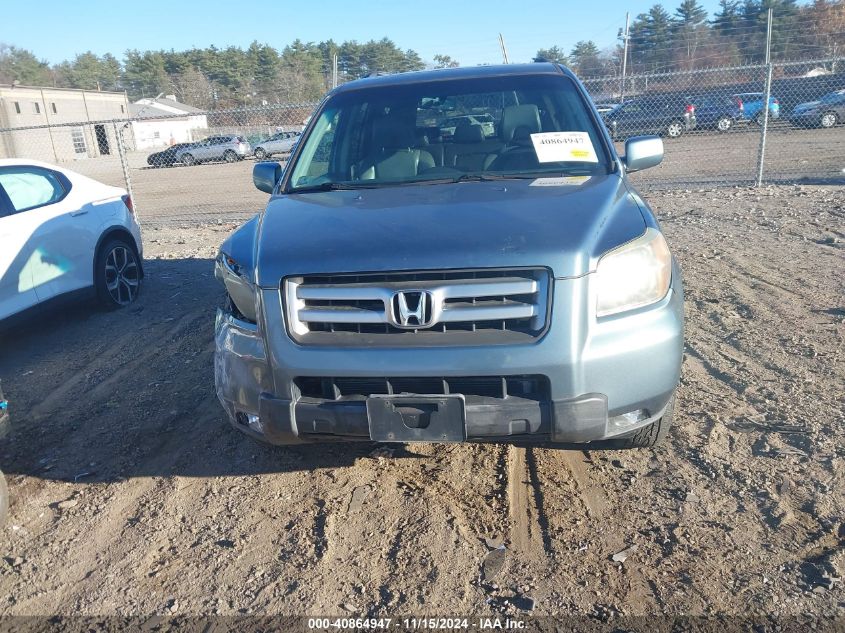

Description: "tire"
0 469 7 527
754 113 765 126
820 111 838 128
254 147 267 160
95 238 142 309
611 391 677 449
716 116 733 132
665 121 684 138
224 150 237 163
182 153 196 166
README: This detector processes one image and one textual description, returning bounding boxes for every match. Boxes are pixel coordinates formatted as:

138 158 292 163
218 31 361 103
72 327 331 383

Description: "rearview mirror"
623 136 663 172
253 162 282 194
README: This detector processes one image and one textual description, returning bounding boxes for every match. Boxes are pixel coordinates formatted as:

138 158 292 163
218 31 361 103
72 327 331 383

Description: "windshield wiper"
289 182 373 194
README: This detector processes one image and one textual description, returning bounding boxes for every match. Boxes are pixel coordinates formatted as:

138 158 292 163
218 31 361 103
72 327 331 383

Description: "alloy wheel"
717 117 732 132
224 150 237 163
255 148 267 160
104 246 140 306
820 112 837 128
667 122 683 138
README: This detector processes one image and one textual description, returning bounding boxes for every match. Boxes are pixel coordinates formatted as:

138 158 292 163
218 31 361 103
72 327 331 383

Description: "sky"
5 0 727 67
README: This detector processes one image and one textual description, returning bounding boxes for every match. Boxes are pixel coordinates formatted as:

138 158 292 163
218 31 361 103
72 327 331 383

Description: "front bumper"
215 263 684 446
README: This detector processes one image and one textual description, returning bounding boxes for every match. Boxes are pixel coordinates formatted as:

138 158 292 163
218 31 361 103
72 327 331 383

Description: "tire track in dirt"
556 449 609 519
30 308 210 418
506 446 550 562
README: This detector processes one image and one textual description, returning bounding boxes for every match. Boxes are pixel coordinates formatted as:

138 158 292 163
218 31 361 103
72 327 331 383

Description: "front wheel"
181 153 196 166
820 112 838 128
665 121 684 138
254 147 267 160
95 239 142 309
716 116 733 132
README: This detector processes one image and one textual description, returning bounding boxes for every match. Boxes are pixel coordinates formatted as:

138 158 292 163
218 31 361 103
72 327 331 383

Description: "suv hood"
254 174 646 286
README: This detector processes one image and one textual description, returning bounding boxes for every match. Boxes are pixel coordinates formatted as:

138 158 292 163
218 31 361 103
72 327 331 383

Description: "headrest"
372 117 415 150
453 121 485 143
501 105 541 142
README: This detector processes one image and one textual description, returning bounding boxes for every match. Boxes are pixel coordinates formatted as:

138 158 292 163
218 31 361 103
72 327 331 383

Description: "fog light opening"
235 411 263 433
610 409 648 427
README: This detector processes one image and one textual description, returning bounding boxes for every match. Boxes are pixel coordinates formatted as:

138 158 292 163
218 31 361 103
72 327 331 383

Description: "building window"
14 102 20 114
71 127 87 155
51 103 57 114
120 104 125 113
33 102 40 114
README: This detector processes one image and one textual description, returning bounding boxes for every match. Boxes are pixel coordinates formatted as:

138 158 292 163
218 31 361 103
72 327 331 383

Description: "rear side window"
0 167 68 214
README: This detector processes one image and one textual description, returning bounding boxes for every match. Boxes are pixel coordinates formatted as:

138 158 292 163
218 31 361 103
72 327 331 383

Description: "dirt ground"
0 184 843 625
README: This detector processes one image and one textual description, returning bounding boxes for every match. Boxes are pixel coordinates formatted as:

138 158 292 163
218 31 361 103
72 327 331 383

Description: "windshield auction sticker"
530 175 592 186
530 131 598 163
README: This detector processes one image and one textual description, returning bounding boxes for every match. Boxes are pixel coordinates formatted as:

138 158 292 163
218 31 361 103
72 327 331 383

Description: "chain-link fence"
1 59 843 226
584 57 845 188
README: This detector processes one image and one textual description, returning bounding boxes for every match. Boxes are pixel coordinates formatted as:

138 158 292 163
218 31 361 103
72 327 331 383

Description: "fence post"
755 63 773 187
113 121 137 219
755 8 774 187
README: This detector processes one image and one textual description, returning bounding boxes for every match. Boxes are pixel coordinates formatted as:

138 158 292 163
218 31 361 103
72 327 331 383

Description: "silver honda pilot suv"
214 63 684 449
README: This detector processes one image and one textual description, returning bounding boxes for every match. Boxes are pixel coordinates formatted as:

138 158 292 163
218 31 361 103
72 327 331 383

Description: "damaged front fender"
214 308 273 432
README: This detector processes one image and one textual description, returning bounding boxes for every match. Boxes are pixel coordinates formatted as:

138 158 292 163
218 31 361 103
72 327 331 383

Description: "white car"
253 131 301 160
0 159 143 322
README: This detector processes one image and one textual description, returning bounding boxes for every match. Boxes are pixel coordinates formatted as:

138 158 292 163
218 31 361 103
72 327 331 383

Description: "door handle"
70 210 88 217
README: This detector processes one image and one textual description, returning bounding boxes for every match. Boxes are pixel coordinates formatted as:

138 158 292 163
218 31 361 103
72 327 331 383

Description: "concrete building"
128 96 208 150
0 84 130 162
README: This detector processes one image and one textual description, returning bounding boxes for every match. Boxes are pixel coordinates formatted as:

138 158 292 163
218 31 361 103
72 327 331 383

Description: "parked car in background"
733 93 780 123
0 159 143 323
216 63 684 451
603 94 696 139
253 131 301 159
686 94 743 132
146 142 198 167
174 135 251 166
440 114 496 139
789 90 845 129
594 103 621 116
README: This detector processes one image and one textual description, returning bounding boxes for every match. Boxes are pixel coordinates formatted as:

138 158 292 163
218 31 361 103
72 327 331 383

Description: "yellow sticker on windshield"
529 176 592 187
530 131 599 163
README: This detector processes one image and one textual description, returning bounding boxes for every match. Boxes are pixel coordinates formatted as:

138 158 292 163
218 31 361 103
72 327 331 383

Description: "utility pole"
618 12 630 103
755 7 774 187
332 53 338 89
498 33 510 64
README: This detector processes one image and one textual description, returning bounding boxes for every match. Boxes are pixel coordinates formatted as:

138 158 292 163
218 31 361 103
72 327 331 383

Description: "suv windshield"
286 74 610 192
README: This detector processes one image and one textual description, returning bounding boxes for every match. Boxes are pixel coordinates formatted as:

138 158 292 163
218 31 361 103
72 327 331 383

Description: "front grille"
295 375 550 402
283 268 551 346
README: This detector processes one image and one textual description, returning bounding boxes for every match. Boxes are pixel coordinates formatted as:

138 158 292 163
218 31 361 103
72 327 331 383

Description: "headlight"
215 252 257 323
595 228 672 317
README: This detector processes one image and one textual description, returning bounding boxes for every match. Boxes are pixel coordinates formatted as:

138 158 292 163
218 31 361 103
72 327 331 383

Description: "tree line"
0 38 432 108
1 0 843 110
537 0 845 77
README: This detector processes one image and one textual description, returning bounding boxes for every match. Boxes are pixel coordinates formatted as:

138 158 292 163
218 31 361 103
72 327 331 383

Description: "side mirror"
253 162 282 194
623 136 663 172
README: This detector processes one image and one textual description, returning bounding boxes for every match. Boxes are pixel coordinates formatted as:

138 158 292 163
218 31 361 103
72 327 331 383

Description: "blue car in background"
733 93 780 124
687 94 744 132
789 90 845 129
